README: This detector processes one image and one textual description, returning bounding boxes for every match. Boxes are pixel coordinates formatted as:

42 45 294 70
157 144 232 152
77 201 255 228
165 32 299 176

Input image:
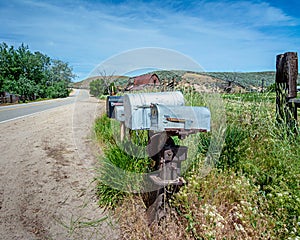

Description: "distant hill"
72 76 129 89
72 76 100 89
72 71 300 93
180 71 299 92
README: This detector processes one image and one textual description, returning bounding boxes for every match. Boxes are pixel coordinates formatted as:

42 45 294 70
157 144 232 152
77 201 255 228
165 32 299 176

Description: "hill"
72 76 101 89
73 71 300 93
72 76 129 89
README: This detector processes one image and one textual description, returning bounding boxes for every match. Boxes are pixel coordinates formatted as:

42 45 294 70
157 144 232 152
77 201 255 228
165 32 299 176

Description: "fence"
0 92 19 104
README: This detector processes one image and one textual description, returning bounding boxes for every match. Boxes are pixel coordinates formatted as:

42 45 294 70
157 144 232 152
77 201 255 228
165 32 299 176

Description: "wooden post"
120 122 126 141
275 52 298 128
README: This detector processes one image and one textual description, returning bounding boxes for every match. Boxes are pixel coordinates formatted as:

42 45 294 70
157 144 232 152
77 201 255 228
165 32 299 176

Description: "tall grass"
94 115 151 209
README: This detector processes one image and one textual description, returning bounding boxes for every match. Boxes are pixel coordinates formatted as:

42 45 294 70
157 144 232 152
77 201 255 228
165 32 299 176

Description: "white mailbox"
150 104 210 132
114 106 125 122
123 91 185 130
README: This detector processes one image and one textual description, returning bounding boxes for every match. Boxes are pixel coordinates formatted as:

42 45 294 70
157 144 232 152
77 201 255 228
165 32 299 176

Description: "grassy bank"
94 91 300 239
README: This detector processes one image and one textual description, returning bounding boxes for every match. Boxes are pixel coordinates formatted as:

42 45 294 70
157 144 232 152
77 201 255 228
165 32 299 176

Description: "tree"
97 70 116 95
0 42 76 100
0 43 16 90
18 76 36 100
48 59 76 84
90 78 107 97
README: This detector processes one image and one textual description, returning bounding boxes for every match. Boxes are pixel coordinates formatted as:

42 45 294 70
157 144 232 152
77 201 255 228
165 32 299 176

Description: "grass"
222 91 276 102
94 90 300 239
94 114 152 209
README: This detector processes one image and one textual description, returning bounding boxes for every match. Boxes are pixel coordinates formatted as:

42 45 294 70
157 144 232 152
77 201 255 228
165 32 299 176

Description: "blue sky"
0 0 299 81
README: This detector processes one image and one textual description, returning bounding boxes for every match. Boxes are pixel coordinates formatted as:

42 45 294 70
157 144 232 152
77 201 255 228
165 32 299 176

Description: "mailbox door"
114 106 125 122
127 107 151 130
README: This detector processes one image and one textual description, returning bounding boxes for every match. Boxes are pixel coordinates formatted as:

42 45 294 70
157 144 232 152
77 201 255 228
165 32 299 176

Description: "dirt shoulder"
0 90 119 240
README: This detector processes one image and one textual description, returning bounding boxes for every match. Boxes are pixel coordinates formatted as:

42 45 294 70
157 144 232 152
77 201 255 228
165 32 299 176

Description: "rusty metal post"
275 52 298 128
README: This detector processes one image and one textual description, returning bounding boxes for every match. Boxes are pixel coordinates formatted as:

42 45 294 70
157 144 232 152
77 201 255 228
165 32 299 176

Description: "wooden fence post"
275 52 298 129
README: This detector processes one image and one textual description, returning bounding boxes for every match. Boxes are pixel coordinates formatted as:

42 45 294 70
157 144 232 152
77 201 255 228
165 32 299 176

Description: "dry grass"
115 195 191 240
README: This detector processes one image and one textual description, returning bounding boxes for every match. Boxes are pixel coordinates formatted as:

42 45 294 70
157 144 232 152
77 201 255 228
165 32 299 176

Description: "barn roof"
133 73 160 85
125 73 161 91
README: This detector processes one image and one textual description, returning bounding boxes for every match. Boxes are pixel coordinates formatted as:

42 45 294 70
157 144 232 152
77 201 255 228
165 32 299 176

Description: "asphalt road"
0 89 88 123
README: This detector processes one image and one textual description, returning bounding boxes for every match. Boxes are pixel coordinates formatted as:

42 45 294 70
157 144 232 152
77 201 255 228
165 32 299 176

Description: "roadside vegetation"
0 42 75 101
94 83 299 239
89 76 128 98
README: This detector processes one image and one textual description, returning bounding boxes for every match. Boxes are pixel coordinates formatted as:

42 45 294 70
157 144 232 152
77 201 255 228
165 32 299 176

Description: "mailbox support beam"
120 122 126 141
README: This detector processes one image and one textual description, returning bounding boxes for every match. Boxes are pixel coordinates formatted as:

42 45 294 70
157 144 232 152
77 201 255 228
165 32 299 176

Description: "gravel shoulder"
0 90 119 240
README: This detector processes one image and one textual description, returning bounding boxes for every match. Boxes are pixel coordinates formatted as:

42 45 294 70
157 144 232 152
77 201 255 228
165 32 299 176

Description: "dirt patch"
0 90 119 239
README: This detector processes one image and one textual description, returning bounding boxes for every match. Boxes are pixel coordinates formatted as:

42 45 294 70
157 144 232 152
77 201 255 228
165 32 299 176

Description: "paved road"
0 89 88 123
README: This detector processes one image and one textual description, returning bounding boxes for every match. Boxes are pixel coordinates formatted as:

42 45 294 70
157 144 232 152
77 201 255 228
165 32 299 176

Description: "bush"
173 169 274 239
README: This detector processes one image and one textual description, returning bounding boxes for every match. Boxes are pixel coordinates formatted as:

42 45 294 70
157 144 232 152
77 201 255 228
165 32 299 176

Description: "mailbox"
105 90 212 219
114 105 125 122
150 104 210 132
123 91 185 130
106 96 124 118
105 90 211 221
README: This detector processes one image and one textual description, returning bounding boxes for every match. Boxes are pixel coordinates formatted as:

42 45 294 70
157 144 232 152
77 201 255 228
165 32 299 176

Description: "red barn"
126 73 160 91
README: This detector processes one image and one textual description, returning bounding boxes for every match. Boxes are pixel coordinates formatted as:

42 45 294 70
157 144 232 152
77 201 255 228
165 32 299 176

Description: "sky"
0 0 299 81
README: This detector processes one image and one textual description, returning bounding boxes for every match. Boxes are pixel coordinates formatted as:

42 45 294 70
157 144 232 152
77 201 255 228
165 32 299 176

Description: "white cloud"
187 1 297 27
